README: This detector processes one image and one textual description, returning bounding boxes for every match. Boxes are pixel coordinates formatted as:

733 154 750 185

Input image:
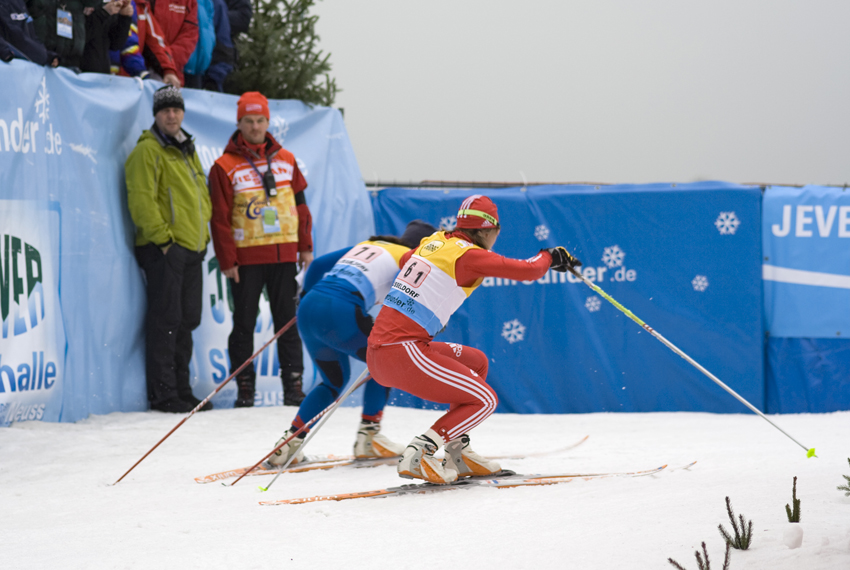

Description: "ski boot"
354 421 406 458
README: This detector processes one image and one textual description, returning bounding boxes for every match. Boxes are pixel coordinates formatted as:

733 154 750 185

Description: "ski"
259 463 667 505
194 454 370 484
196 435 590 484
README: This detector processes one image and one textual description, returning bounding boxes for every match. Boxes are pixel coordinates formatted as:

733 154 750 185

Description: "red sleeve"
296 203 313 252
291 161 307 193
141 4 178 76
208 162 238 271
455 249 552 287
167 0 199 76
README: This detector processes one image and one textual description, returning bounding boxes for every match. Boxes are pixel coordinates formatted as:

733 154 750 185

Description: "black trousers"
229 262 303 381
136 244 205 405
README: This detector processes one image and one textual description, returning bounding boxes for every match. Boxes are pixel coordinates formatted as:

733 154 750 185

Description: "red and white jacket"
209 132 313 272
150 0 198 82
134 0 179 78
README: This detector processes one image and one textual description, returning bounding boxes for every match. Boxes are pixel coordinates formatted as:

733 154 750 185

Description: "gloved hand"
543 247 582 272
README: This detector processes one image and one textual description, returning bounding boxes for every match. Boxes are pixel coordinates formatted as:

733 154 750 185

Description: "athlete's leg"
367 341 497 443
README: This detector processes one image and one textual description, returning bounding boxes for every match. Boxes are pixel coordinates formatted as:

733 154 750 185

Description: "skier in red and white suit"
366 195 582 484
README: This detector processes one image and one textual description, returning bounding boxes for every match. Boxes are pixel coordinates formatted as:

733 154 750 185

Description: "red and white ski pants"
366 340 497 444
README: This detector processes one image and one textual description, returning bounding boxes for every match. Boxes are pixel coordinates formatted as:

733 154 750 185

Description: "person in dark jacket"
81 0 131 73
27 0 100 69
0 0 57 65
200 0 232 90
223 0 248 36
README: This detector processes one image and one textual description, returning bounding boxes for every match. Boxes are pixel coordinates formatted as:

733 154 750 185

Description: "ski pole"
113 316 298 485
231 367 372 488
566 266 816 458
260 368 374 491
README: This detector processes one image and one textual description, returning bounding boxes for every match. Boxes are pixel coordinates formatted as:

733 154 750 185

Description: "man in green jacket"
125 85 213 413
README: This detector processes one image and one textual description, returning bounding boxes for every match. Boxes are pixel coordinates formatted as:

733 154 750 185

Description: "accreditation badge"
261 206 281 234
56 9 72 39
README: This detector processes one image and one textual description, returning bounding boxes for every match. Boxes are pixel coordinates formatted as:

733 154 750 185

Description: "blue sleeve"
301 247 350 295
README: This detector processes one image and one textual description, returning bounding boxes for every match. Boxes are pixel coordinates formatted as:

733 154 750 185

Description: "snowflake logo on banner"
714 212 740 235
501 319 526 344
692 275 709 292
534 225 550 241
585 296 601 312
602 245 625 268
439 216 457 230
269 115 289 143
35 76 49 123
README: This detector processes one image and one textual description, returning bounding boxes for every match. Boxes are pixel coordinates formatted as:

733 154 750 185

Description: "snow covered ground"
2 405 848 569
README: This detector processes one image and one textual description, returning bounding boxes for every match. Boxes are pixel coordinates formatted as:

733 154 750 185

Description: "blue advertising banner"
0 61 373 423
372 183 765 414
762 185 850 412
763 185 850 338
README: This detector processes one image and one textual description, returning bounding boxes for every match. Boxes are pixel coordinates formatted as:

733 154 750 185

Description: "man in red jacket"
367 195 581 484
134 0 180 86
149 0 197 84
209 92 313 408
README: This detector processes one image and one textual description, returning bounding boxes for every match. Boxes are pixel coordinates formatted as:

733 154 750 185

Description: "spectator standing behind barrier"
125 86 213 414
109 0 179 86
223 0 247 37
148 0 197 86
267 221 437 468
80 0 131 73
0 0 58 65
208 92 313 408
27 0 100 70
200 0 232 90
183 0 231 91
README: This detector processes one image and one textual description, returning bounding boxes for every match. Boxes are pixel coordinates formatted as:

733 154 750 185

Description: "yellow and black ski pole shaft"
113 316 298 485
567 266 815 458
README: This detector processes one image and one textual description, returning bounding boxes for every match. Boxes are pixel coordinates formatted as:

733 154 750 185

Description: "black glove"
544 247 582 272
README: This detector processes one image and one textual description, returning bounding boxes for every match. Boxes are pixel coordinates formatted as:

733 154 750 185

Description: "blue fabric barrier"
762 185 850 412
373 183 765 414
766 337 850 413
0 61 373 424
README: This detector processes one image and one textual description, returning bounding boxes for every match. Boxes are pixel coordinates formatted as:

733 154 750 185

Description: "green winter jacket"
125 127 212 252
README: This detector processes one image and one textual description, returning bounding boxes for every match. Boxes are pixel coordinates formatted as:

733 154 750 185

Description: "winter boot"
444 434 501 477
233 372 255 408
282 372 306 406
398 430 457 484
265 429 305 467
353 421 406 458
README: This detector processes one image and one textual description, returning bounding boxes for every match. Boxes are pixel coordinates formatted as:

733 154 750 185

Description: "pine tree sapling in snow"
718 496 753 550
668 541 731 570
785 476 801 523
838 458 850 497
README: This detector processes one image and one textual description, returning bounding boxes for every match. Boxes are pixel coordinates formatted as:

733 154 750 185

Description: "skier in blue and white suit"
267 220 437 467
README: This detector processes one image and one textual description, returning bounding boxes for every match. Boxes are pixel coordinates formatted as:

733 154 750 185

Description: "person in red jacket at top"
208 92 313 408
149 0 197 84
366 195 582 484
133 0 180 86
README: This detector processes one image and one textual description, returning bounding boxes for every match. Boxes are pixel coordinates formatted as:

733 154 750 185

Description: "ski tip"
806 447 817 459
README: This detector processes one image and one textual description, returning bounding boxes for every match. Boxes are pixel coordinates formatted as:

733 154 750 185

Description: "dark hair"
457 228 497 249
368 235 408 246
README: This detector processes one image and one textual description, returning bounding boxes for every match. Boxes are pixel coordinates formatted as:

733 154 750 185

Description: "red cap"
456 195 500 229
237 92 270 120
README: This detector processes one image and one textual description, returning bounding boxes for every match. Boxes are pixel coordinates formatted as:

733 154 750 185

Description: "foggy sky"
313 1 850 186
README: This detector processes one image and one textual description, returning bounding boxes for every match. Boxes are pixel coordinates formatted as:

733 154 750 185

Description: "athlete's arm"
301 247 349 295
454 248 552 287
